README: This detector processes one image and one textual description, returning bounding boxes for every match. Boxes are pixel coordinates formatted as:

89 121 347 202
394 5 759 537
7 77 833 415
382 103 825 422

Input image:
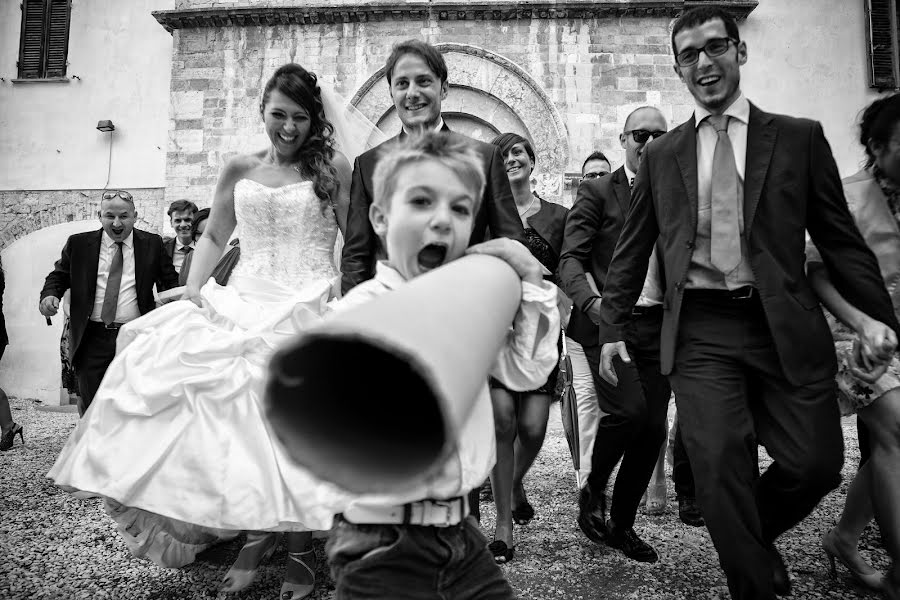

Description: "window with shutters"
17 0 71 80
865 0 900 90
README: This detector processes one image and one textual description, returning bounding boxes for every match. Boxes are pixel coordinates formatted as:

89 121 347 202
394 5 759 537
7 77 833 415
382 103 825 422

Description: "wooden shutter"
866 0 900 89
45 0 70 77
17 0 45 78
16 0 70 79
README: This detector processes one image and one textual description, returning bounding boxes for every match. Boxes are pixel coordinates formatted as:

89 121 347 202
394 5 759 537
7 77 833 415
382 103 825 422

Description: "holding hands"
851 316 897 383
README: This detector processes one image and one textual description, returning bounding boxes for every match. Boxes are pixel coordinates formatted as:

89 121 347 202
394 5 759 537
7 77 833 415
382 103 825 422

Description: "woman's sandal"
220 532 281 593
511 501 535 525
280 548 316 600
489 540 515 564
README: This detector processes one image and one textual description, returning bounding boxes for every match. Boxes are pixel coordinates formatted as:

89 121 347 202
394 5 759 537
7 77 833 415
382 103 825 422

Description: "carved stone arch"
350 43 569 201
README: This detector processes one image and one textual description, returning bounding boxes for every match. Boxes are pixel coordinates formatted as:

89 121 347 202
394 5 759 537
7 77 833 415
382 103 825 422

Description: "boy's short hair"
167 199 198 217
581 150 611 173
384 39 449 86
671 7 740 56
372 132 486 214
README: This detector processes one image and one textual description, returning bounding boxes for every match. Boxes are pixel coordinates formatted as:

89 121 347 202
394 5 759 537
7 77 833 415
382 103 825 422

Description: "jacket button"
685 240 694 249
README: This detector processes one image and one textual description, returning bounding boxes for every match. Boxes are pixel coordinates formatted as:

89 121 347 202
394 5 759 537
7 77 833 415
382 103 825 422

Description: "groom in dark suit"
39 191 178 415
597 7 900 600
340 39 524 294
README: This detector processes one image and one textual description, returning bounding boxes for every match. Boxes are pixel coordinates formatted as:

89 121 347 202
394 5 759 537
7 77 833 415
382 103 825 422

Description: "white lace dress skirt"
47 273 352 567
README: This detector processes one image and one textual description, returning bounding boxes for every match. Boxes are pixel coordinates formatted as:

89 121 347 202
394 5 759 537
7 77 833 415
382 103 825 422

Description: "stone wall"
0 189 167 250
165 14 694 208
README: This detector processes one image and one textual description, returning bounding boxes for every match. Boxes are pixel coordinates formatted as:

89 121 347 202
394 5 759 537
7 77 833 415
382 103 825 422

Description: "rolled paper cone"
266 254 522 494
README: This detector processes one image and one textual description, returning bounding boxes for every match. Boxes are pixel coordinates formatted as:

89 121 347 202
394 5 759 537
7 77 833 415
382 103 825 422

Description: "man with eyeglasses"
581 151 612 181
558 106 678 563
596 7 899 600
39 190 179 415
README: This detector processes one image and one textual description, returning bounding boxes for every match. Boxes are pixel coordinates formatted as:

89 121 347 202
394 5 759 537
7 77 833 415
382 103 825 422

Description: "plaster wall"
0 0 175 192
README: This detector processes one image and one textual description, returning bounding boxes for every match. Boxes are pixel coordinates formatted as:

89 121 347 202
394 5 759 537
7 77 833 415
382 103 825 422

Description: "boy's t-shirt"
329 260 560 509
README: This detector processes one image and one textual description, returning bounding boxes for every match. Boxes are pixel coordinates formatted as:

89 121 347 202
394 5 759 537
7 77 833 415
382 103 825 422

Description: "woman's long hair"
261 64 338 214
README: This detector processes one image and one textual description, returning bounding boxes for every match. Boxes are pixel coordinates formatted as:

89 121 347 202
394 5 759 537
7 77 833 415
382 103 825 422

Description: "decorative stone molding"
153 1 758 32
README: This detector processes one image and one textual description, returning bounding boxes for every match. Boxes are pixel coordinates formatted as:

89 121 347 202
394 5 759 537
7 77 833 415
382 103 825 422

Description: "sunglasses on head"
102 190 133 202
625 129 667 144
582 171 609 180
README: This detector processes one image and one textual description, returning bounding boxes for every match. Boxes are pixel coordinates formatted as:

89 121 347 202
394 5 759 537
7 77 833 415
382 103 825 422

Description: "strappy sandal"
220 531 281 593
281 548 316 600
489 540 515 564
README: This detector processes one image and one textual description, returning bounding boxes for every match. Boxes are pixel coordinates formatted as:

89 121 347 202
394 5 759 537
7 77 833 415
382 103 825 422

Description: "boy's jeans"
327 515 515 600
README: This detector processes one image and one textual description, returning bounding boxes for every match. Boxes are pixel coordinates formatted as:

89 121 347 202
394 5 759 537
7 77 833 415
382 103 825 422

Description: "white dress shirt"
625 165 664 307
402 116 446 136
90 231 140 323
331 261 559 510
688 92 755 289
171 239 195 274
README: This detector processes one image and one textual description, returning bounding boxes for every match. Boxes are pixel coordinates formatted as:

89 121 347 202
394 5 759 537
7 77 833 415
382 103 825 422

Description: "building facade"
0 0 895 402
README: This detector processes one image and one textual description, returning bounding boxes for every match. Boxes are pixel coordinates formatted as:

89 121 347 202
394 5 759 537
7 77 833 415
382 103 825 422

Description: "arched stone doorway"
350 43 570 202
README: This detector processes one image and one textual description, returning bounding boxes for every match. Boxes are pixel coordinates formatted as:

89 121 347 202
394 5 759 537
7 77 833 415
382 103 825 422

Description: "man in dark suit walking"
340 39 524 294
560 107 700 564
39 190 178 416
597 7 900 599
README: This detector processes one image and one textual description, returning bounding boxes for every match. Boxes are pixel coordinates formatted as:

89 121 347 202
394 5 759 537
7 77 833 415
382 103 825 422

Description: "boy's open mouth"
417 243 448 270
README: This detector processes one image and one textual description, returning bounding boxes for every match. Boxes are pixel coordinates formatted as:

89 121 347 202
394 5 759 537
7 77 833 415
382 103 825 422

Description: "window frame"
865 0 900 90
17 0 72 80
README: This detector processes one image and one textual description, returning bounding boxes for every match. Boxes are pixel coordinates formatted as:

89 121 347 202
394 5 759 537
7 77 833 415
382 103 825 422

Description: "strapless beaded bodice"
230 179 338 286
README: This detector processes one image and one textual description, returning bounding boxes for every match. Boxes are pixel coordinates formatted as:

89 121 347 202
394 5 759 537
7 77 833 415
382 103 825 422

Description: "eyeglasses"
582 171 609 180
102 190 133 202
624 129 667 144
675 37 737 67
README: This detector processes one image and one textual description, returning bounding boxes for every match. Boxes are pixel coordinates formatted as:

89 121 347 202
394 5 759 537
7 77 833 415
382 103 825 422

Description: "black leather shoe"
577 487 608 545
769 544 791 596
677 495 705 527
605 520 659 563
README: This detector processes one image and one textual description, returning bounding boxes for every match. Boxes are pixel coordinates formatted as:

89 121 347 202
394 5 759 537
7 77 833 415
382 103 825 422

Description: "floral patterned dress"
833 167 900 415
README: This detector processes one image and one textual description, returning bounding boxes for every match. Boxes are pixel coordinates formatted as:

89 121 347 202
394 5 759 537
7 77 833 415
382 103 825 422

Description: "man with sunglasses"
581 151 612 181
558 106 680 563
596 7 899 600
39 190 178 415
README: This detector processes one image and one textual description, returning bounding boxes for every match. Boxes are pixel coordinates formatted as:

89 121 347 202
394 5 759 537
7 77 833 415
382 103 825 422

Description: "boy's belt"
344 496 469 527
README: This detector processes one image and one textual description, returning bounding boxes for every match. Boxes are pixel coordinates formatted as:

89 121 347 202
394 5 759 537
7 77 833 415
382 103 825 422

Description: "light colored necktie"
708 115 742 273
101 241 124 325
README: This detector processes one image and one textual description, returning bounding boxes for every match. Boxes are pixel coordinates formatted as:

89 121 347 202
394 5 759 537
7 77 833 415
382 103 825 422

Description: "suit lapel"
84 230 102 306
672 118 699 235
611 167 631 217
744 104 777 234
133 230 145 293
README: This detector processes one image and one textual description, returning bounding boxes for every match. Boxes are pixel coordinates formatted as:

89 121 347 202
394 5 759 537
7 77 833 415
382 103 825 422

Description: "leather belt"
88 320 126 330
685 285 757 300
343 496 469 527
631 304 663 316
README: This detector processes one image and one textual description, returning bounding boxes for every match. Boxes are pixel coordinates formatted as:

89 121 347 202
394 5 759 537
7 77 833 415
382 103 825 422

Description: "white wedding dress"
48 179 353 567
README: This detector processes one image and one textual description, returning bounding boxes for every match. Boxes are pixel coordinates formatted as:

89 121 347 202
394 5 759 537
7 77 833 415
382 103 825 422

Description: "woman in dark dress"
0 257 23 451
486 132 569 562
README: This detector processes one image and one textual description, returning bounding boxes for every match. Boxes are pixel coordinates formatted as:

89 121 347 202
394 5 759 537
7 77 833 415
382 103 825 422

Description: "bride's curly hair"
261 63 338 214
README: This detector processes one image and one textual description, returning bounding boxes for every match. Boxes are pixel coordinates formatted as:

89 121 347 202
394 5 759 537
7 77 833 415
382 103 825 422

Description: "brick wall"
166 15 692 209
0 189 167 250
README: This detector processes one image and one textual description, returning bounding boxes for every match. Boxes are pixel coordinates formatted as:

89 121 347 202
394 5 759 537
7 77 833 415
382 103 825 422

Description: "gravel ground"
0 396 888 600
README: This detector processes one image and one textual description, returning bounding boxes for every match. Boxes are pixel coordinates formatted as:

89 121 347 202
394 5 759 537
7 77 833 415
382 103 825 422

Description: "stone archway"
350 43 570 202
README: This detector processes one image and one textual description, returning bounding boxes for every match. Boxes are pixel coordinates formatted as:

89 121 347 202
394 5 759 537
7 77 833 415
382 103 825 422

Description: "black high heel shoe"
0 423 23 451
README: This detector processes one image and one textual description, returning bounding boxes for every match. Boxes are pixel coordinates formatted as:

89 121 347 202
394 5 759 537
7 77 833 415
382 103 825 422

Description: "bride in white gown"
47 63 382 600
